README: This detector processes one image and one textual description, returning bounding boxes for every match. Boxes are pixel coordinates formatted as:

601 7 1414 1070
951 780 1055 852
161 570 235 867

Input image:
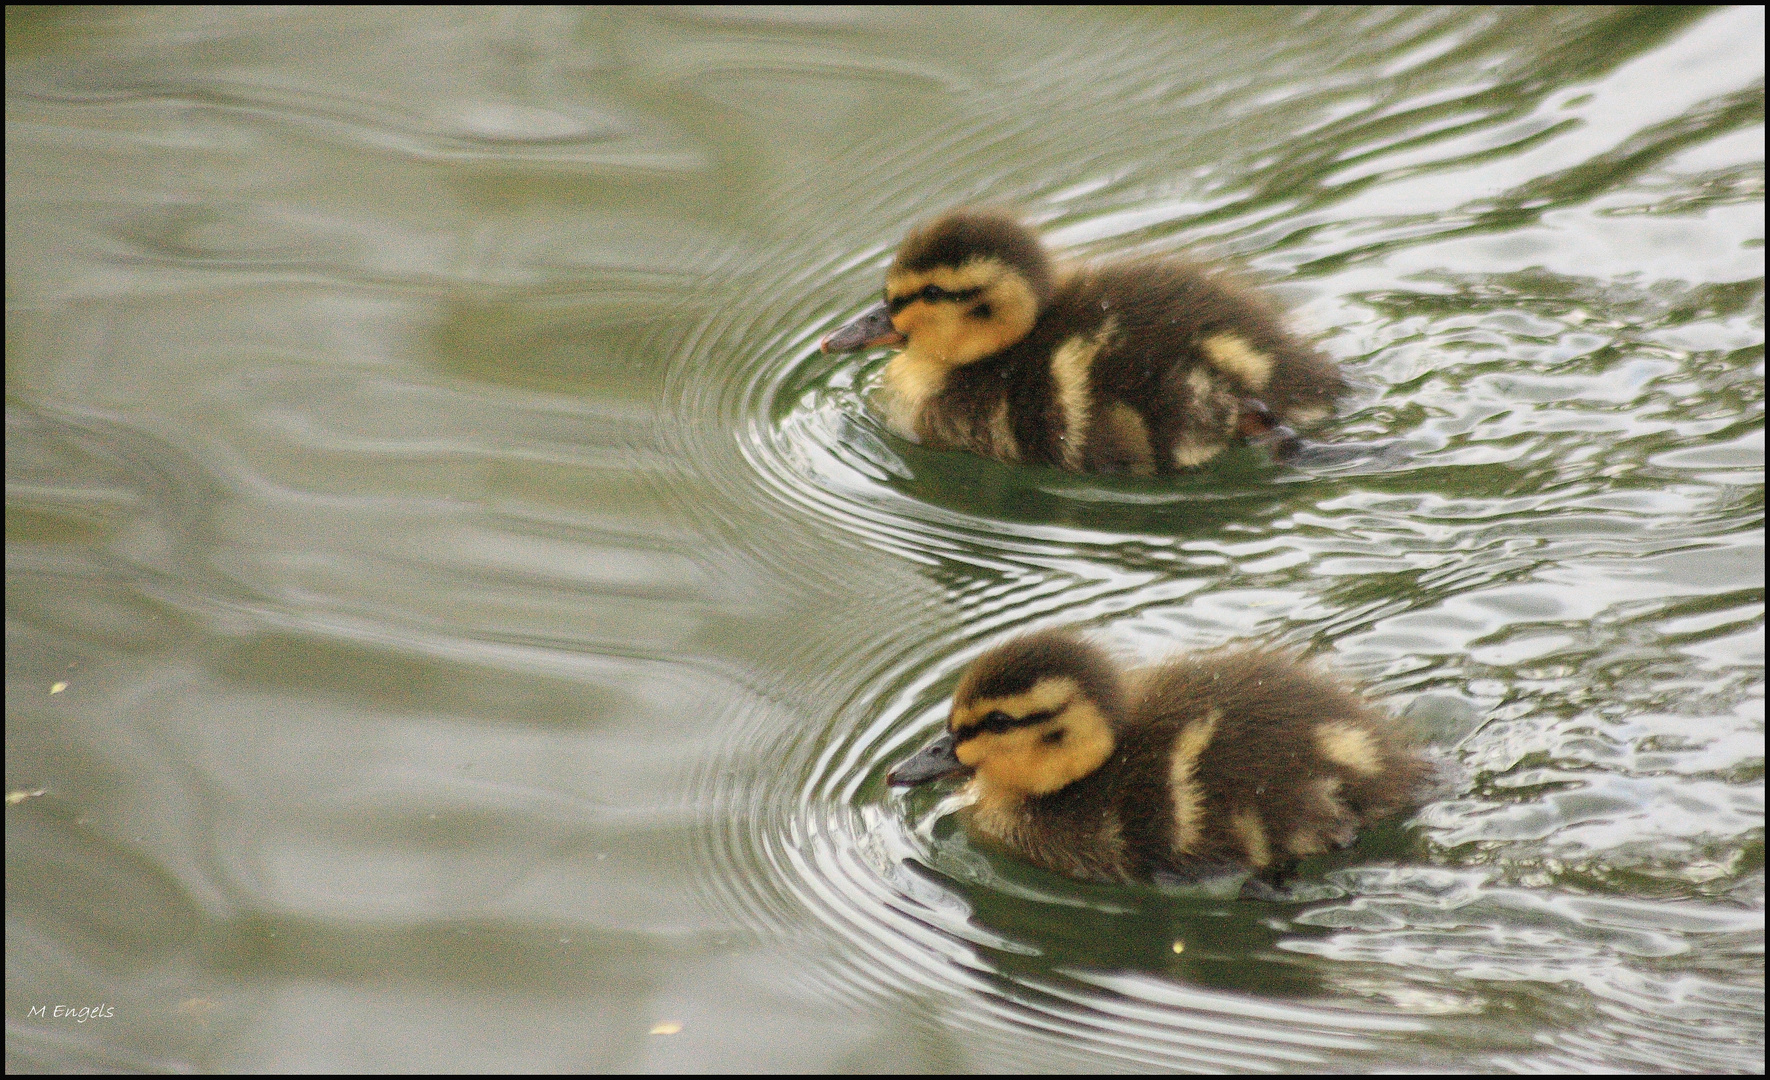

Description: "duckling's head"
888 631 1123 800
822 209 1053 366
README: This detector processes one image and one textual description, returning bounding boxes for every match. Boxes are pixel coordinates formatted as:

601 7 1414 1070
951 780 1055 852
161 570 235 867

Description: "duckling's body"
822 211 1345 474
888 631 1430 895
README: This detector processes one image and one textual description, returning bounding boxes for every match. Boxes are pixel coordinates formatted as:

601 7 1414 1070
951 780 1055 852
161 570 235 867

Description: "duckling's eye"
1041 728 1065 746
980 709 1014 733
921 284 948 303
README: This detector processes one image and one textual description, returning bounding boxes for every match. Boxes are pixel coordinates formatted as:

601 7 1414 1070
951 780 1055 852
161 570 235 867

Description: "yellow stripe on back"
1201 333 1273 392
1229 809 1271 868
1168 709 1221 855
1049 332 1102 470
987 396 1020 462
1315 722 1382 776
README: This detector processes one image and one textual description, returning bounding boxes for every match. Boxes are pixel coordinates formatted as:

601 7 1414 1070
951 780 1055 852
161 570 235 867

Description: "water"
6 7 1762 1071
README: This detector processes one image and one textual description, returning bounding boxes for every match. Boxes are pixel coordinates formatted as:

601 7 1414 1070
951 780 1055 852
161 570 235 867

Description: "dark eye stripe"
886 284 986 316
952 704 1063 744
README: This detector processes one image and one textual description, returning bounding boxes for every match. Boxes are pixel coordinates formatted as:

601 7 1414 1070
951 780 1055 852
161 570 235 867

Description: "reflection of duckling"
887 630 1430 898
821 209 1344 474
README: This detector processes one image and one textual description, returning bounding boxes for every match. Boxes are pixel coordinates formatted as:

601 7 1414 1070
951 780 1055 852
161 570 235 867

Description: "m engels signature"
26 1004 115 1023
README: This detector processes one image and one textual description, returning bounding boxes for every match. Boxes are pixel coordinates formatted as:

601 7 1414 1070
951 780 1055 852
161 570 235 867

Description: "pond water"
6 7 1762 1072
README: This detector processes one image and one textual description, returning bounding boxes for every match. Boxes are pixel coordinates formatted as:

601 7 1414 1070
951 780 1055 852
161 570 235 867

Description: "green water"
7 7 1762 1072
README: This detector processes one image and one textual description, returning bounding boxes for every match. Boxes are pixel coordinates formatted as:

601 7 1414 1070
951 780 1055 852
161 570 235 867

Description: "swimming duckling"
821 209 1345 474
887 630 1431 898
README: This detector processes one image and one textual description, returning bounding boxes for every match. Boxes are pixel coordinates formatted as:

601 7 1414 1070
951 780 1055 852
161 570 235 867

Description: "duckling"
887 630 1431 898
821 209 1346 474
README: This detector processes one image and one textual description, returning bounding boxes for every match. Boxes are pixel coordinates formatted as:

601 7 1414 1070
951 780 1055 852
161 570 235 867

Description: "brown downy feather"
891 631 1431 893
824 209 1345 474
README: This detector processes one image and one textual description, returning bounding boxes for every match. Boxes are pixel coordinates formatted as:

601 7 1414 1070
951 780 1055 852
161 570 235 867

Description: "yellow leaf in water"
50 683 67 694
649 1021 683 1036
7 789 47 805
1171 941 1185 953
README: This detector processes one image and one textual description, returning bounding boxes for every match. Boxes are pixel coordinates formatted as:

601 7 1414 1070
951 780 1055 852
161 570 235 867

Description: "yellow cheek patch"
890 303 933 342
1315 722 1382 776
1201 333 1273 392
884 258 1039 368
952 681 1116 798
969 728 1054 795
1168 709 1221 855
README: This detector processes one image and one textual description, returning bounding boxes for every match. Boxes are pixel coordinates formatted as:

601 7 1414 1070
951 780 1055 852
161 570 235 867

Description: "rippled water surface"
7 7 1763 1072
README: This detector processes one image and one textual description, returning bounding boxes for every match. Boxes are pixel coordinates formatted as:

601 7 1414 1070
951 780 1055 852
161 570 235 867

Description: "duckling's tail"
1237 399 1304 460
1239 398 1408 469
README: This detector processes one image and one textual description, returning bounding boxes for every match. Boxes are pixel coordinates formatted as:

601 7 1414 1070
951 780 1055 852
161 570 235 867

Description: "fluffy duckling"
887 630 1430 898
821 209 1345 474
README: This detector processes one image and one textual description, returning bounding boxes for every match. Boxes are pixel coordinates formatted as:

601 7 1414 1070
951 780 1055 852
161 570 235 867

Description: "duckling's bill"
887 729 969 787
821 302 906 353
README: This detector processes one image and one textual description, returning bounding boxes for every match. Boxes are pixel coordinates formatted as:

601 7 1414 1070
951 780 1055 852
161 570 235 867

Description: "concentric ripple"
7 5 1759 1072
673 7 1761 1070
